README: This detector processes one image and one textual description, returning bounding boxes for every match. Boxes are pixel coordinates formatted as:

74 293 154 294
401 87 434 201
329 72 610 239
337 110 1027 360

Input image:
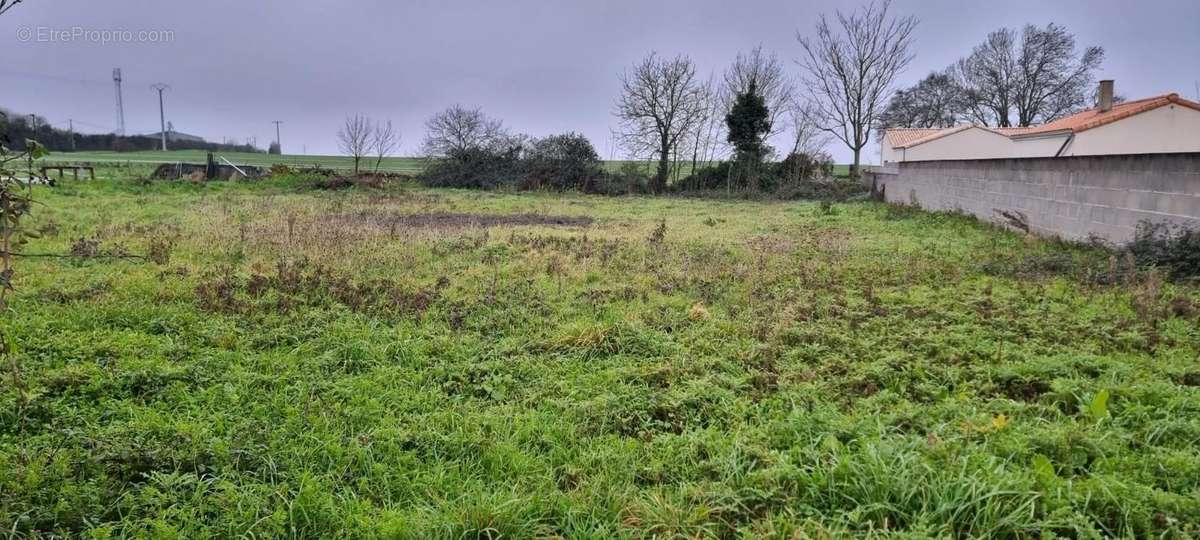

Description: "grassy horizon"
39 150 853 178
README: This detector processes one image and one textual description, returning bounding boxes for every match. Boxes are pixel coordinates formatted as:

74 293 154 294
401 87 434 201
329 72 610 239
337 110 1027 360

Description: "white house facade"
881 81 1200 165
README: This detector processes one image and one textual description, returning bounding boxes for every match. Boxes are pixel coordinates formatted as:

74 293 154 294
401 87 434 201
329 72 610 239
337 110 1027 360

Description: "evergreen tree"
725 81 772 188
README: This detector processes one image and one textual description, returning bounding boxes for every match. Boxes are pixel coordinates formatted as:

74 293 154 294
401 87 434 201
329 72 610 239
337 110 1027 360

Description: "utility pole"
113 68 126 136
150 83 170 151
68 119 76 151
272 120 283 154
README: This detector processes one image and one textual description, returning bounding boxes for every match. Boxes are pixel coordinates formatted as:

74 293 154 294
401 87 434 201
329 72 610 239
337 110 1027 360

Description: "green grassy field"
39 150 427 174
39 150 853 178
1 171 1197 537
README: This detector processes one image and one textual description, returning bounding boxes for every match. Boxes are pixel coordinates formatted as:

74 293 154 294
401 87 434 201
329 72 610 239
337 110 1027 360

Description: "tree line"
0 109 260 155
406 1 1103 194
879 23 1106 131
615 4 1105 187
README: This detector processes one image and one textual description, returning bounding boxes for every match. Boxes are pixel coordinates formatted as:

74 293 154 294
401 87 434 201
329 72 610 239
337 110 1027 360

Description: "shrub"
773 151 835 183
676 151 837 195
523 132 602 191
420 146 525 190
419 132 602 192
674 153 862 201
678 161 734 191
774 178 867 201
1127 221 1200 280
591 164 647 196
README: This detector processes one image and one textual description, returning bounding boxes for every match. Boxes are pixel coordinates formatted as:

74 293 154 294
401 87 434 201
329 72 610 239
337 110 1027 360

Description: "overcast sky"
4 0 1199 163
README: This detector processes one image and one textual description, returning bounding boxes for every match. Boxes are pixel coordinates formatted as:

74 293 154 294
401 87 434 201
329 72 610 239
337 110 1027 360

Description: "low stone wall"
871 153 1200 244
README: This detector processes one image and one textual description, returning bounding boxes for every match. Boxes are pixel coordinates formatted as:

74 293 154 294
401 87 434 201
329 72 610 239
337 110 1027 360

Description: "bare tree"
877 70 966 132
684 75 722 175
797 0 917 178
337 114 372 174
724 45 797 141
421 105 506 158
954 29 1016 126
614 52 708 193
370 119 400 173
789 101 831 157
956 24 1103 127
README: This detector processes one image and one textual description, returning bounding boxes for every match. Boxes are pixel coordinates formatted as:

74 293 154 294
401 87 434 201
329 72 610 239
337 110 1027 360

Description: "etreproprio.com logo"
16 25 174 44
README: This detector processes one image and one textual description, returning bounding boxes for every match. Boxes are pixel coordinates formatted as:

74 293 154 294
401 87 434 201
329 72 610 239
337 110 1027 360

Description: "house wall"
901 128 1015 162
871 153 1200 244
1010 134 1070 157
881 141 902 164
1065 104 1200 156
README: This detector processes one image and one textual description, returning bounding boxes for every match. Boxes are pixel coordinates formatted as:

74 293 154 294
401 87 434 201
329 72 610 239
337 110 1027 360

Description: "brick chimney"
1099 80 1114 112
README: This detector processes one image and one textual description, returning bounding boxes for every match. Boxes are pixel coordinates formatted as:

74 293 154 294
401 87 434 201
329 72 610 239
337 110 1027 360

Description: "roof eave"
1010 128 1074 140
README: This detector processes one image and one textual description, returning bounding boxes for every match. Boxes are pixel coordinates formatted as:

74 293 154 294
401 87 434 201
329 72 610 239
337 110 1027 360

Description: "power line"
69 118 116 132
0 69 108 86
46 117 115 133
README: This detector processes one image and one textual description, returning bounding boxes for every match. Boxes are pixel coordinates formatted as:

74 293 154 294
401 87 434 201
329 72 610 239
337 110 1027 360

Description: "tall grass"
0 170 1196 537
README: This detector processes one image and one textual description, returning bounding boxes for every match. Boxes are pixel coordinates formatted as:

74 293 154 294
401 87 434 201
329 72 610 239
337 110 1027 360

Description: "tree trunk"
690 139 699 179
654 147 670 193
851 148 861 179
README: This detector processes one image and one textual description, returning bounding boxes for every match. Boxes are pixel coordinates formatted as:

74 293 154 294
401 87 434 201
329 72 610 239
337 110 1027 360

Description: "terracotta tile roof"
886 124 1028 149
883 128 946 148
1016 93 1200 136
994 127 1035 136
898 125 973 148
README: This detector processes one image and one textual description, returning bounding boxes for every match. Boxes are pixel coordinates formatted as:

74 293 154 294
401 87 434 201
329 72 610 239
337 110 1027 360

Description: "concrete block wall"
871 153 1200 244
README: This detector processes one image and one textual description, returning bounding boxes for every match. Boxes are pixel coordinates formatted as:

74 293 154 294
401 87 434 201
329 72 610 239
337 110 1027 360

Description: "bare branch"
370 119 400 173
613 52 708 192
797 0 917 176
724 45 797 139
421 105 507 158
954 23 1103 127
0 0 24 16
337 114 372 174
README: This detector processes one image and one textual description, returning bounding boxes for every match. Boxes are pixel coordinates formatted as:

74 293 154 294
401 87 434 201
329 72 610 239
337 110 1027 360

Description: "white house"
881 125 1034 164
881 81 1200 164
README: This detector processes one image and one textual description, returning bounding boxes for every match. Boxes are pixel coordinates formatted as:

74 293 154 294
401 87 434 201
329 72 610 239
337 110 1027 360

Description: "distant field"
41 150 853 178
40 152 697 176
40 150 426 174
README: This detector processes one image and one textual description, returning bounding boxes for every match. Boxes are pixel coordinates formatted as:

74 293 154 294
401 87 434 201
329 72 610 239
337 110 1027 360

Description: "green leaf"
1032 454 1057 485
1088 389 1110 421
25 140 49 160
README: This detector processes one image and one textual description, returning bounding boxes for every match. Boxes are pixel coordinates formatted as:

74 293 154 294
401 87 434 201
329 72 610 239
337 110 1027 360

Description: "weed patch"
196 258 443 318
